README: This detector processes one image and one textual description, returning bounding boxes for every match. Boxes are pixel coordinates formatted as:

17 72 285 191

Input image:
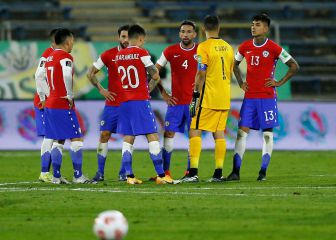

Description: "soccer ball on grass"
93 210 128 240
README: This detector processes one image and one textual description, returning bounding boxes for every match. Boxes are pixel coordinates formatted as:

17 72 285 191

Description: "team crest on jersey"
194 54 198 61
262 51 269 58
100 120 105 126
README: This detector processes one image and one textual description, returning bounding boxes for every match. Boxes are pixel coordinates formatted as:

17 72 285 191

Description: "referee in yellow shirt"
181 15 234 182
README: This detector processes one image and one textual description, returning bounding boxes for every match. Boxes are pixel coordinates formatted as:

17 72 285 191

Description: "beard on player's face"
182 39 192 46
120 41 129 49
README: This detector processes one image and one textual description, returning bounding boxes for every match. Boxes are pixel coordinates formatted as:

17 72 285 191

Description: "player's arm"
189 65 206 117
60 58 74 108
234 51 248 91
87 58 116 101
155 63 177 106
265 57 300 87
35 57 49 108
146 64 160 92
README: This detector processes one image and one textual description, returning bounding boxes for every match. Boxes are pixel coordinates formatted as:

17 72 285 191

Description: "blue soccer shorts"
100 106 119 133
117 100 157 136
239 98 279 130
34 107 46 137
164 104 191 133
45 108 83 140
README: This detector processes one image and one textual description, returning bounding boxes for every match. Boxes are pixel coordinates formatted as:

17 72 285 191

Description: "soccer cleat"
156 175 174 184
257 172 266 181
126 177 143 185
73 175 96 184
207 176 226 182
52 176 70 184
119 174 127 181
226 172 240 181
39 172 53 183
92 171 104 182
164 170 172 178
179 175 199 183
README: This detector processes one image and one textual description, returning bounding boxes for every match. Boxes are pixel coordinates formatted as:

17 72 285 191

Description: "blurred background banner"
0 41 291 100
0 100 334 150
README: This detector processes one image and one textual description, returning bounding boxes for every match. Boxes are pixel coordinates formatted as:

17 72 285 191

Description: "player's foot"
226 172 240 181
126 177 143 185
164 170 172 178
52 176 70 184
149 170 172 182
119 174 127 181
92 171 104 182
73 175 97 184
156 175 174 184
179 175 199 183
39 172 53 183
207 176 226 182
257 171 266 181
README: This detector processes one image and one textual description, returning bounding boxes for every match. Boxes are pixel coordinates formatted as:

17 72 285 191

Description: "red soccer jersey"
235 39 291 98
33 47 54 108
115 46 153 102
157 42 198 104
93 46 123 106
45 49 75 109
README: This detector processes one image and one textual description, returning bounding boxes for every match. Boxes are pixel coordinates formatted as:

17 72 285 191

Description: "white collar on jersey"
180 42 196 51
253 38 269 48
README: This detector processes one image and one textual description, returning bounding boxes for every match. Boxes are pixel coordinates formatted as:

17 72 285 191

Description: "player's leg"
184 128 202 182
121 135 142 184
257 98 278 181
93 131 111 181
146 133 174 184
207 110 229 182
258 128 273 181
34 107 53 182
39 137 54 182
70 137 93 183
50 139 70 184
162 131 175 175
227 99 258 181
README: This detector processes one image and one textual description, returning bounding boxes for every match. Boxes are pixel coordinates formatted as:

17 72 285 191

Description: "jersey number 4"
182 60 188 69
118 65 140 89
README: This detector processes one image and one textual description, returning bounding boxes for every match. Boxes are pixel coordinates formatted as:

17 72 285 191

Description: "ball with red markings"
93 210 128 240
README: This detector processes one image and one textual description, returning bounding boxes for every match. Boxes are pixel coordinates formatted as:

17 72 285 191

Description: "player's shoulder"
41 47 54 58
239 39 253 48
266 39 281 49
102 46 119 57
54 49 73 60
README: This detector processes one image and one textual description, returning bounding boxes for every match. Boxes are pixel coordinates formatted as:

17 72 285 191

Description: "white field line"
0 187 291 197
0 181 335 190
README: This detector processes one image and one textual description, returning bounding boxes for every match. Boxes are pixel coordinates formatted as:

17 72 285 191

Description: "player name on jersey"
116 54 140 61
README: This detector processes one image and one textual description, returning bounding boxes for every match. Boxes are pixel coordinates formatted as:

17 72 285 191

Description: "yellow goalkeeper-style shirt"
197 38 234 110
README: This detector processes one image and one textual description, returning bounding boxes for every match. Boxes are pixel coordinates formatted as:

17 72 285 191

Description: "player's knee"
164 131 175 138
70 141 83 152
164 137 174 152
149 141 161 155
100 131 111 142
237 129 248 140
263 131 273 143
52 142 64 152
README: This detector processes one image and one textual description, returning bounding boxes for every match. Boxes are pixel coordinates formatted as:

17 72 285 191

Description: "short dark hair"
180 20 196 31
49 28 59 38
252 13 271 27
54 28 73 45
128 24 146 39
203 15 220 31
118 24 130 36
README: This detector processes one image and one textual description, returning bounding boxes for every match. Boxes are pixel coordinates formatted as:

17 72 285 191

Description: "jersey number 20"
118 65 140 89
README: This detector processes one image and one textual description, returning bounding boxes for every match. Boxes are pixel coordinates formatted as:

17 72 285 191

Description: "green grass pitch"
0 150 335 240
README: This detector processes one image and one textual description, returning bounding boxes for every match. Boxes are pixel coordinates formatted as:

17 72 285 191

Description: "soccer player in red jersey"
226 13 299 181
155 20 198 178
87 25 129 182
34 28 58 182
115 24 174 184
44 29 92 184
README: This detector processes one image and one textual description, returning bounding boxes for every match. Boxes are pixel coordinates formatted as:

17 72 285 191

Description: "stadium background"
0 0 335 150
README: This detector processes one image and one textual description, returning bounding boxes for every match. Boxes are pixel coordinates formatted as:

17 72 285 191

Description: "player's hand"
265 78 280 87
67 98 74 109
162 91 177 106
241 82 248 91
189 91 200 118
99 88 116 102
38 100 45 109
